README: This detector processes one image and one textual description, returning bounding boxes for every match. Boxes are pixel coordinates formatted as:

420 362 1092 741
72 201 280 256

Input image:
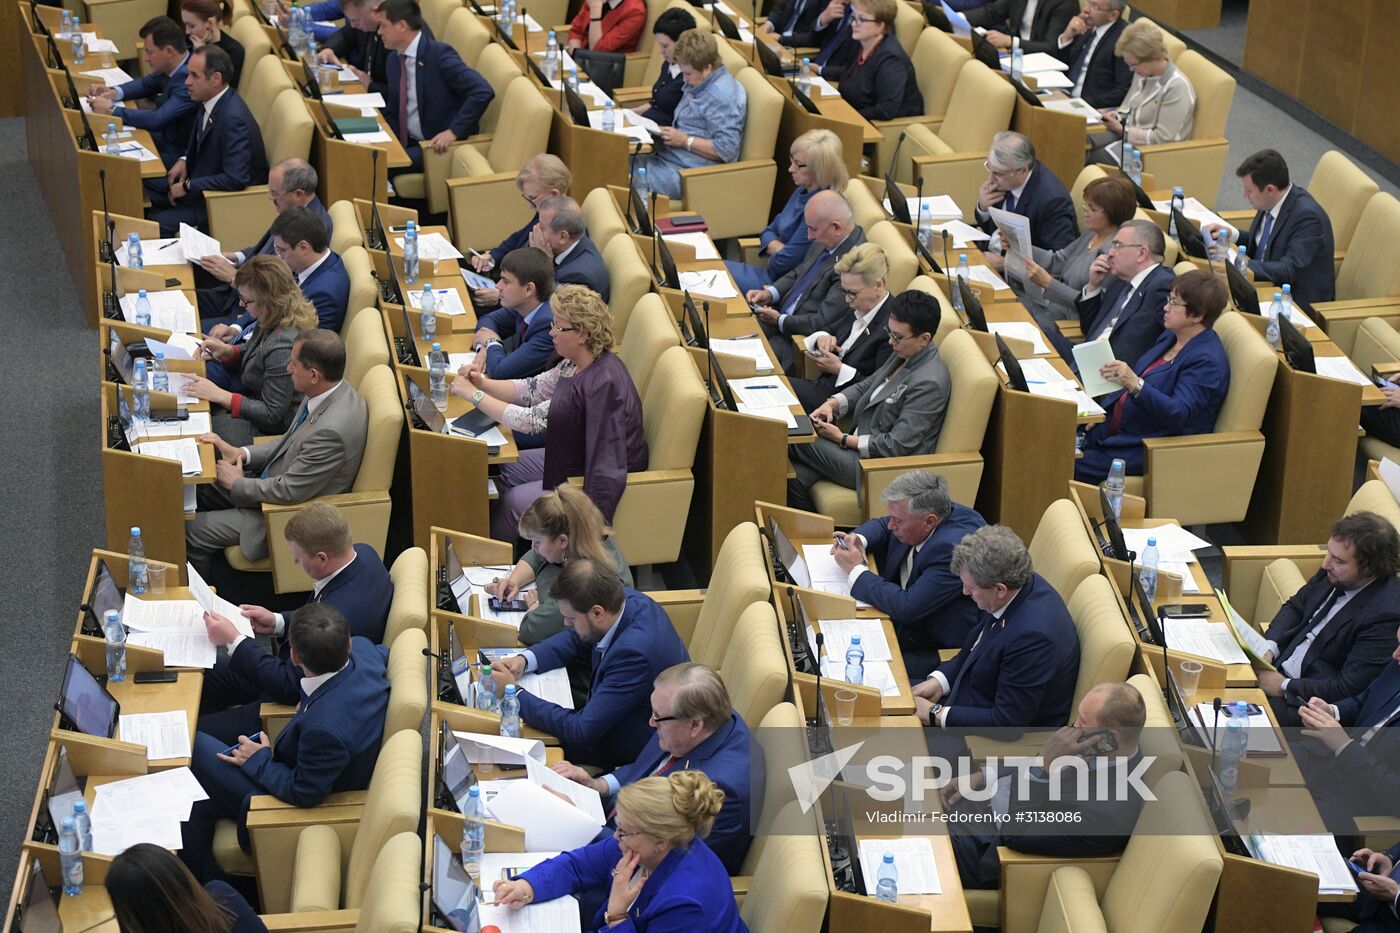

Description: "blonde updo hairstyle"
614 772 726 850
548 284 615 356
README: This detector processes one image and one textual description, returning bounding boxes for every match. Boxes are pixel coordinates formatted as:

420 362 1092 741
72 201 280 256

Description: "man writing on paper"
830 470 986 679
488 560 689 771
1256 512 1400 726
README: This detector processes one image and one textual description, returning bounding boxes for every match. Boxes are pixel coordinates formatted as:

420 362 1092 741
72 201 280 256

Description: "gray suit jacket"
772 226 868 336
837 342 950 460
213 325 304 445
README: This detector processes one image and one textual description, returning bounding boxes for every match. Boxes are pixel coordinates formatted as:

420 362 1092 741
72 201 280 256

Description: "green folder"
333 116 382 135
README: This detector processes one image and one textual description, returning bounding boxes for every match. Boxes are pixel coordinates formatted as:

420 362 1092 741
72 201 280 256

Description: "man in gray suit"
788 291 951 511
747 191 867 374
189 329 369 575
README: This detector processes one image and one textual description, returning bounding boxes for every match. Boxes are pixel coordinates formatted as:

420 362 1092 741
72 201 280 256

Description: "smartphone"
488 596 529 612
1162 603 1211 619
1373 374 1396 390
1222 703 1264 718
669 216 705 228
1078 728 1118 755
133 669 178 684
222 732 264 756
1347 859 1364 876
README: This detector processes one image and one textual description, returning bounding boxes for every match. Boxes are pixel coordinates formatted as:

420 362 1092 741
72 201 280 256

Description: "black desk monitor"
106 327 136 385
1097 486 1130 564
713 7 741 39
83 558 123 636
654 230 681 290
406 379 447 433
767 519 811 588
787 586 819 676
754 35 786 77
442 540 472 614
995 334 1028 392
680 291 708 349
884 174 911 225
706 347 738 411
1007 72 1044 108
969 29 1000 69
431 834 482 932
56 654 119 739
1172 206 1209 260
300 56 323 99
447 626 474 706
629 184 652 238
563 82 591 127
437 720 478 812
17 857 62 933
317 97 345 140
396 302 421 367
924 1 951 30
1225 257 1261 315
789 79 820 114
523 50 550 87
959 277 987 332
1278 315 1315 374
1118 169 1155 211
828 790 866 895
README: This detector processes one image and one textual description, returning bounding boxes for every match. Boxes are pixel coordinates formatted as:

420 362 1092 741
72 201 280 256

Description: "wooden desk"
105 672 204 770
1183 687 1305 787
319 96 411 168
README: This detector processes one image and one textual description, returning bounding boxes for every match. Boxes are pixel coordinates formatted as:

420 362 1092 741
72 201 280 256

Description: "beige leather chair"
1033 772 1222 933
343 306 391 388
907 275 962 344
441 6 494 67
384 628 428 739
1309 151 1381 270
1310 193 1400 353
893 0 923 55
809 327 999 525
230 16 273 97
683 522 771 669
271 831 421 933
422 0 458 37
469 42 524 137
866 219 918 293
1136 50 1234 209
581 187 629 249
843 177 887 234
618 294 681 397
1126 672 1184 788
1119 311 1275 524
902 59 1017 198
1029 498 1101 599
602 235 653 336
743 702 805 857
871 26 970 171
1348 479 1400 529
204 186 277 256
264 88 315 164
604 346 707 565
328 199 365 253
676 67 781 240
224 364 402 592
78 0 167 60
384 546 429 643
341 246 378 331
719 601 787 729
243 55 296 132
1353 317 1400 463
739 803 829 933
619 0 698 85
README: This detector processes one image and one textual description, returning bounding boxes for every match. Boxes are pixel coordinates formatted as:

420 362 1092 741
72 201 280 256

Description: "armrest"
738 236 764 266
649 589 705 645
858 451 985 517
259 909 360 932
1140 429 1262 452
612 86 652 104
1140 430 1266 524
260 490 392 515
998 848 1121 933
1216 209 1253 225
1135 137 1229 155
259 702 297 742
679 159 779 239
1037 866 1105 933
730 875 753 897
1056 320 1083 339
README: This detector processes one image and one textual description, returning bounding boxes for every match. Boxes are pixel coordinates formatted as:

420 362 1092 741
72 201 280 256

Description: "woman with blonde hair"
470 154 572 280
485 483 634 644
1090 19 1195 162
494 772 746 931
788 241 893 411
452 285 648 539
184 255 318 445
726 128 849 292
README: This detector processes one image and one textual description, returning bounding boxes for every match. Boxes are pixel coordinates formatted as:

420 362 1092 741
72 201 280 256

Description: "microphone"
941 228 953 287
1210 697 1222 774
812 631 826 726
98 168 114 262
703 299 712 386
914 172 942 274
103 220 121 319
649 191 659 278
888 130 906 178
367 147 382 249
520 5 529 54
624 138 643 233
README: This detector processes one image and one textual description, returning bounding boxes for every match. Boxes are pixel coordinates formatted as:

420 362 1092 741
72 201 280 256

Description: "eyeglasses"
550 322 578 333
1166 295 1187 308
983 160 1025 180
1109 239 1145 252
650 710 679 724
790 158 809 169
850 14 877 24
840 287 865 300
236 294 254 308
888 331 917 344
614 828 645 840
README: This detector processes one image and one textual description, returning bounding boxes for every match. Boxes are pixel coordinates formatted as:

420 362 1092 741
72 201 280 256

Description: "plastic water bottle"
567 65 579 95
133 289 152 326
1266 292 1283 351
103 609 127 682
128 526 148 593
797 57 813 97
126 233 143 269
544 31 560 82
131 359 151 423
917 201 934 254
1235 242 1249 273
875 852 898 902
288 2 305 51
601 99 616 132
476 663 498 711
500 0 514 38
844 634 865 686
403 221 419 285
1010 40 1023 82
72 800 93 851
499 684 521 738
952 254 970 313
634 163 648 195
461 785 486 881
1124 145 1142 186
104 123 120 155
305 36 319 70
60 10 73 38
420 285 437 340
59 819 83 896
1104 458 1125 520
151 351 169 393
71 21 86 65
1168 187 1184 239
428 342 449 412
1217 701 1249 795
1140 537 1160 603
1280 283 1293 321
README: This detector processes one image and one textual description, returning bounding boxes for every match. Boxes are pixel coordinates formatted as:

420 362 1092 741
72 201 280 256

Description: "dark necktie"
1090 282 1136 340
1255 212 1274 256
780 250 833 318
1002 191 1018 213
396 54 410 147
261 404 310 478
947 614 997 701
1068 34 1092 88
516 316 529 344
815 7 851 68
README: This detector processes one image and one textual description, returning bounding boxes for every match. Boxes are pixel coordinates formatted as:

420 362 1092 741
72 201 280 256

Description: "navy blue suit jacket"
1074 263 1175 373
936 574 1080 735
240 197 332 259
1324 662 1400 822
181 89 269 205
979 161 1079 250
556 236 610 301
607 712 761 873
300 250 352 332
1079 327 1229 478
851 503 986 651
490 213 536 266
240 637 389 808
1244 185 1336 304
384 35 494 142
522 589 690 771
478 302 558 378
1055 18 1132 109
116 54 197 167
206 882 268 933
641 64 685 125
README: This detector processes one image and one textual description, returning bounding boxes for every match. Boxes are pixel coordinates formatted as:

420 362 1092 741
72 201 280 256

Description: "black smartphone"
488 596 529 612
1223 703 1264 718
1162 603 1211 619
669 215 705 228
132 670 178 684
1078 728 1118 755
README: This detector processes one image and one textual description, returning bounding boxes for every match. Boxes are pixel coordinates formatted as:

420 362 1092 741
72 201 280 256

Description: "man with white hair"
975 131 1079 251
530 196 610 301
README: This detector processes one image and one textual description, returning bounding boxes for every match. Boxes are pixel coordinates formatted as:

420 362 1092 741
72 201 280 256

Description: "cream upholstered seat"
871 28 971 174
243 55 296 132
441 6 494 66
327 199 365 254
1356 320 1400 462
742 702 806 868
81 0 171 60
1069 165 1111 215
602 235 654 337
1136 50 1234 209
604 346 707 565
1028 499 1101 599
843 178 887 233
902 59 1016 199
229 16 273 97
342 306 391 388
264 88 315 165
581 187 629 250
809 328 998 525
719 601 787 729
866 220 917 293
907 275 962 344
383 628 428 740
384 546 430 644
618 294 681 398
739 802 829 933
1309 151 1380 269
676 67 781 240
205 185 277 257
1310 193 1400 353
340 247 378 333
269 830 420 932
224 364 402 592
421 0 458 37
685 522 771 669
1348 479 1400 530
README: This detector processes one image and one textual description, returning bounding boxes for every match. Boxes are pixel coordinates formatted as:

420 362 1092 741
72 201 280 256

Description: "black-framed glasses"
841 287 864 300
1165 295 1187 308
650 709 679 723
1109 239 1145 252
888 331 916 344
790 158 809 168
851 14 877 24
236 294 254 308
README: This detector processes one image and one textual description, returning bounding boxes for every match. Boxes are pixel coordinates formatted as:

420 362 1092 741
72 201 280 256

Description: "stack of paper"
858 838 941 894
488 779 606 852
187 562 252 630
931 220 991 248
126 411 212 442
396 232 464 261
345 130 393 144
710 337 773 373
821 658 900 696
1161 618 1250 665
1121 525 1212 563
89 767 208 855
1189 702 1282 754
800 543 852 596
819 619 892 662
1150 197 1237 239
882 195 963 223
177 223 222 261
479 896 582 932
1007 357 1107 417
1244 835 1359 895
81 33 121 54
988 321 1050 355
1379 457 1400 504
126 631 215 668
1219 590 1276 669
145 333 203 360
738 405 797 428
119 710 191 760
730 377 798 409
323 91 387 109
662 231 720 260
120 291 197 333
118 238 185 267
133 438 203 475
677 270 739 299
107 142 160 162
407 286 469 316
1044 98 1103 122
964 265 1011 291
1315 355 1371 387
587 108 657 145
454 731 547 767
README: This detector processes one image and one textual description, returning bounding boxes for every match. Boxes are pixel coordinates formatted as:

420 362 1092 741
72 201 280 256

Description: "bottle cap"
62 817 74 831
1174 186 1183 194
104 610 119 623
1111 458 1124 468
469 785 481 797
431 342 442 350
883 852 895 862
505 684 518 695
1282 284 1291 293
131 526 141 535
1273 293 1282 300
850 635 861 644
1146 536 1157 546
959 253 967 261
155 351 164 360
74 800 87 812
138 289 147 297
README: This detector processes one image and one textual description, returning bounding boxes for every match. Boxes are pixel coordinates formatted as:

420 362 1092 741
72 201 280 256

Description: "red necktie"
516 317 528 344
396 54 410 147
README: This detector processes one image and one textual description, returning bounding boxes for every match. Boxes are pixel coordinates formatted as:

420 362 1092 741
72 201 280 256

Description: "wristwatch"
686 135 695 152
472 388 486 404
926 702 943 726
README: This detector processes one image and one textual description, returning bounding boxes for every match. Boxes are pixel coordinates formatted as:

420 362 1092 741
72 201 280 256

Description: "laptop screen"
432 834 482 932
20 858 61 933
767 519 812 588
58 654 120 739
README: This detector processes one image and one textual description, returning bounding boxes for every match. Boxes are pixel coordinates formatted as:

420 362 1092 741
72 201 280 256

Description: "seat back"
352 364 404 492
1308 150 1379 256
911 27 970 117
244 54 295 129
907 275 961 344
385 547 430 644
744 702 805 868
741 803 829 933
1253 558 1307 631
603 235 653 335
1337 193 1400 302
474 43 523 136
736 66 784 162
442 6 494 66
635 0 678 54
932 328 997 454
1347 480 1400 533
938 59 1016 153
716 38 751 77
383 629 428 743
1129 15 1186 61
1029 499 1101 599
1174 50 1232 141
1070 165 1111 216
1099 771 1223 933
351 832 421 933
689 522 770 670
641 344 706 472
1065 575 1136 718
345 731 423 908
422 0 458 37
1211 311 1275 433
637 0 716 84
327 199 364 253
842 178 886 232
719 601 787 730
582 186 629 249
866 220 917 293
343 306 391 389
1125 673 1183 788
341 246 379 331
486 76 552 172
1351 317 1400 376
618 293 680 397
265 87 315 166
230 16 273 97
893 0 923 55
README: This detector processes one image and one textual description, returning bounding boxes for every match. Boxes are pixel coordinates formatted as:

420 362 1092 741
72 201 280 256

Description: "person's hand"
1299 700 1351 754
811 348 844 375
819 0 846 27
200 432 244 465
1098 359 1139 390
552 761 594 786
978 175 1005 212
657 126 687 147
1086 253 1111 289
766 239 785 255
207 322 237 342
490 655 527 686
812 418 843 443
89 84 119 100
198 253 238 283
203 610 241 647
239 604 278 635
180 375 232 408
1041 725 1104 765
198 336 235 363
1256 669 1286 697
747 288 773 307
1353 848 1395 877
474 326 501 346
913 677 945 702
810 400 838 425
318 48 341 65
216 731 271 766
831 533 865 573
215 458 244 488
450 370 476 401
985 29 1011 49
940 768 983 809
473 285 501 307
1021 257 1053 288
1261 648 1276 664
523 589 539 610
1061 12 1088 41
167 160 189 188
814 333 838 354
983 251 1005 273
347 63 370 88
1100 111 1123 135
428 129 458 154
606 849 649 920
471 252 495 273
1380 384 1400 410
1359 870 1400 905
527 224 554 257
493 878 536 910
752 304 780 325
90 95 115 115
496 576 521 601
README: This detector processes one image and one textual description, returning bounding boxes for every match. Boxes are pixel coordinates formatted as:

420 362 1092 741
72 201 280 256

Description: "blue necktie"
1255 212 1274 257
815 7 851 68
780 250 833 318
1002 191 1018 213
781 0 808 37
261 404 309 478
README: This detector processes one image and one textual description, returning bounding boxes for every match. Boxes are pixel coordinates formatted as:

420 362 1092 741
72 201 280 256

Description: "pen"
833 534 848 550
747 384 779 389
158 241 176 249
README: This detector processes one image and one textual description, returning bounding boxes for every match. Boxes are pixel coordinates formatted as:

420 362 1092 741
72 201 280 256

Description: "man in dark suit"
269 206 352 331
914 524 1080 738
748 190 867 373
761 0 826 49
532 196 611 301
966 0 1078 54
1258 512 1400 725
182 603 389 881
1204 149 1336 304
87 17 197 168
197 501 395 736
975 132 1079 251
833 471 987 680
379 0 494 173
145 45 269 236
470 247 558 379
490 560 691 772
1323 842 1400 933
945 683 1149 888
1052 0 1131 109
808 0 858 80
788 242 894 410
1057 219 1174 375
553 662 762 874
319 0 390 96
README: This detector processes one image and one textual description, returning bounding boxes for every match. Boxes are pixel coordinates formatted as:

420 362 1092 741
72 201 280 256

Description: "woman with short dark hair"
637 8 697 126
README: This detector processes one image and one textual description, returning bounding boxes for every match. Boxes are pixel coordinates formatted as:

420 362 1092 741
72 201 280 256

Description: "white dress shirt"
296 249 332 286
928 595 1017 727
301 658 350 697
804 292 890 387
403 32 424 141
1060 22 1112 98
1083 262 1160 338
1265 581 1367 691
1019 0 1040 38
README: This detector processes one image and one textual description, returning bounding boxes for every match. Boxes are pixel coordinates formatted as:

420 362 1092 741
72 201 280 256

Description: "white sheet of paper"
1160 560 1200 594
478 898 582 932
177 223 222 261
344 129 393 144
730 376 798 408
447 351 477 370
1221 592 1276 662
520 667 575 709
882 195 963 223
487 780 605 852
126 631 216 668
454 731 547 767
525 756 605 824
461 267 496 291
324 91 387 109
122 291 198 334
819 618 892 662
119 711 191 760
94 766 207 815
118 238 185 267
396 232 464 261
677 270 739 299
737 404 797 428
134 438 203 475
1244 834 1358 894
1017 357 1066 384
1001 51 1067 72
186 562 254 636
1023 68 1073 89
1314 355 1371 387
1161 619 1250 665
710 337 773 373
106 140 160 162
963 264 1011 291
586 108 652 144
89 813 184 855
988 321 1050 355
1026 379 1106 417
1190 703 1282 754
146 333 202 360
932 220 991 247
1151 197 1237 240
1071 338 1118 396
80 33 121 53
1121 524 1211 563
858 837 941 894
809 74 840 97
128 410 211 440
821 658 899 696
987 205 1033 259
800 544 852 592
407 286 469 317
663 231 720 260
1042 96 1103 123
120 595 204 633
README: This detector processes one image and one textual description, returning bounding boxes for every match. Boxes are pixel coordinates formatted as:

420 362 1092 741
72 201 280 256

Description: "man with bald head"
747 190 867 373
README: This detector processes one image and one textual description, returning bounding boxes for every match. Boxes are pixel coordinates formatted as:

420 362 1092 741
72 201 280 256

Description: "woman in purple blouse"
452 284 648 541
